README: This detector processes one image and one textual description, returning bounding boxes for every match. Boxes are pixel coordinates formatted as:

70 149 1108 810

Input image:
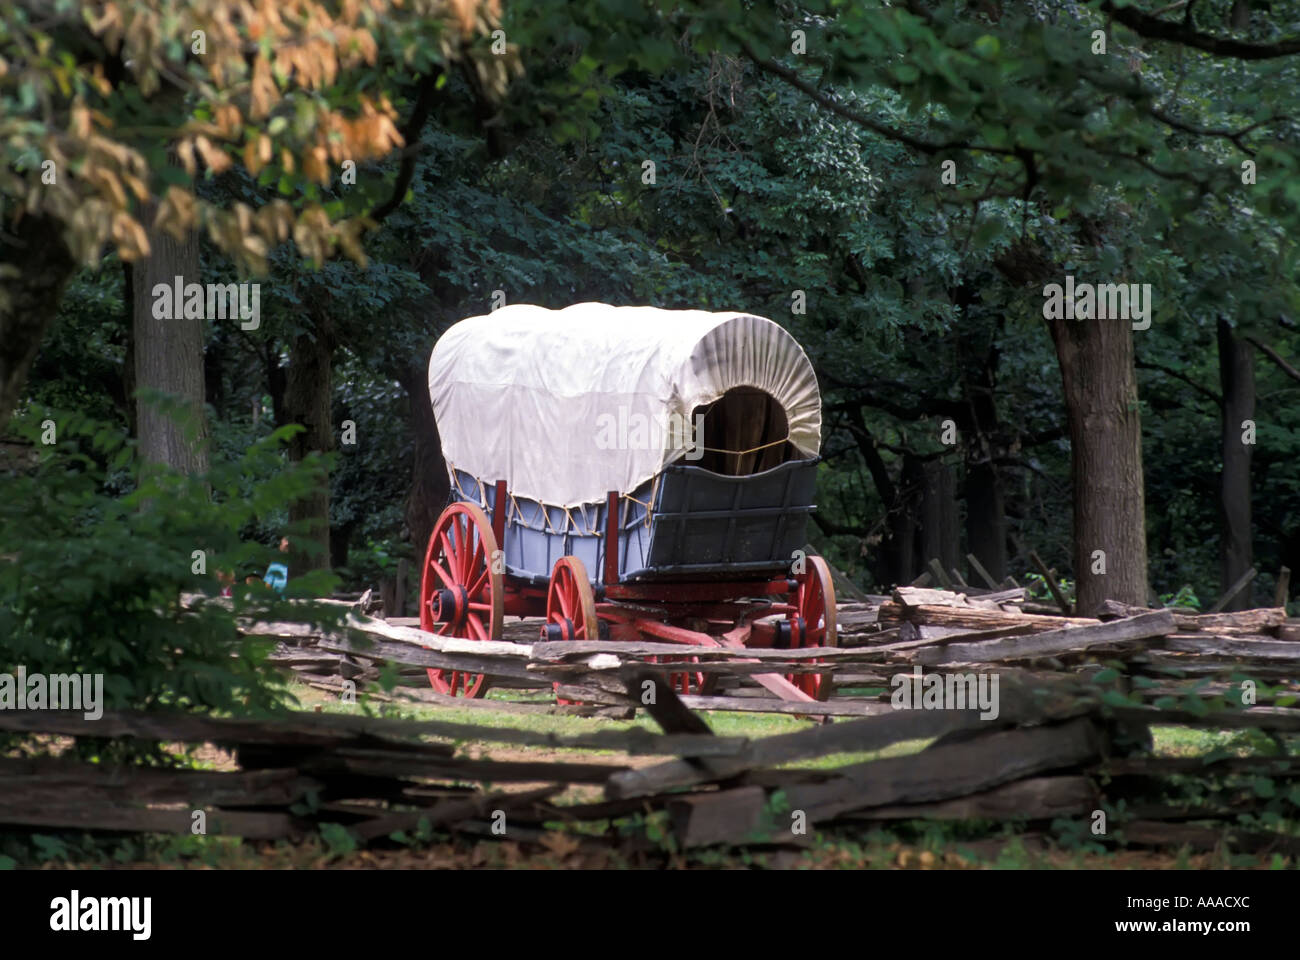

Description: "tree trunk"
955 285 1008 582
1217 317 1255 611
131 209 207 474
965 459 1007 581
1047 315 1149 613
918 457 959 576
400 363 450 561
0 213 78 433
283 316 335 574
889 452 923 584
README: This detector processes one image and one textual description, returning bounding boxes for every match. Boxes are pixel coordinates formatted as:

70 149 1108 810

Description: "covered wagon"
420 302 837 702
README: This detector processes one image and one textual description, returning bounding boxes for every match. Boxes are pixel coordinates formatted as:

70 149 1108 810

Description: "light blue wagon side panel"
450 458 816 586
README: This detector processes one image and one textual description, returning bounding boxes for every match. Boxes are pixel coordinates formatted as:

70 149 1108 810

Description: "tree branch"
737 40 1017 158
1135 358 1222 403
1102 1 1300 60
368 70 445 224
1244 335 1300 385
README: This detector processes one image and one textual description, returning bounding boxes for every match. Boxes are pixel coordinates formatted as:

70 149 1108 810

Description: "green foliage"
0 405 343 759
318 823 359 859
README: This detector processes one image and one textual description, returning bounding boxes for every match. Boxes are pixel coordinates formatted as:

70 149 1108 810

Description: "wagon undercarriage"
417 496 837 706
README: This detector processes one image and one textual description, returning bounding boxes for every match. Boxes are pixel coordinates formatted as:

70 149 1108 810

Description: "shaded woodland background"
6 0 1300 618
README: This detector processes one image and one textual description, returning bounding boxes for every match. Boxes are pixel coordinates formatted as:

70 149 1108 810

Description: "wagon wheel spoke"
428 558 456 590
466 614 487 642
466 566 489 598
451 519 468 582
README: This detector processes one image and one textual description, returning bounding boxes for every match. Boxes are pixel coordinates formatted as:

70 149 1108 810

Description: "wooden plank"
677 695 892 717
304 748 631 784
319 635 540 682
605 675 1095 799
966 552 1000 590
530 640 878 663
894 586 965 608
843 775 1095 822
1161 634 1300 659
1209 566 1258 613
668 786 768 848
913 611 1175 665
1276 566 1291 610
0 708 744 759
1179 607 1286 633
891 622 1039 651
881 602 1099 631
781 717 1102 823
0 802 297 839
341 612 535 658
0 757 317 806
927 558 954 589
1029 550 1072 615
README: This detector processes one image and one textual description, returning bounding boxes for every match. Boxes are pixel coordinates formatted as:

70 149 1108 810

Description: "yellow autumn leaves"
3 0 510 276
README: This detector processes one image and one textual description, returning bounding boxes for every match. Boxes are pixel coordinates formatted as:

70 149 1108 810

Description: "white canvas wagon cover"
427 303 822 509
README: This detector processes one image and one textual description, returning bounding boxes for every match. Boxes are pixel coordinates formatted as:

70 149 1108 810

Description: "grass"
292 682 926 769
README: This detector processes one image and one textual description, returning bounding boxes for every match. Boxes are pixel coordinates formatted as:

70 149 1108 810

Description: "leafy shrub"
0 404 344 759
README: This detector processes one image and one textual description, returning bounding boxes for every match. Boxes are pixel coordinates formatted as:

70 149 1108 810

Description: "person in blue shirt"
263 536 290 594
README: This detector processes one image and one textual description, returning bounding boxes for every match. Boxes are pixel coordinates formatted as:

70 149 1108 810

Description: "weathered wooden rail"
237 586 1299 717
2 663 1298 855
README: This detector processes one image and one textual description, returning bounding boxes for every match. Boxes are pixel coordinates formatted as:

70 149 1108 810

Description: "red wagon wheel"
419 502 503 698
786 556 838 701
542 556 598 705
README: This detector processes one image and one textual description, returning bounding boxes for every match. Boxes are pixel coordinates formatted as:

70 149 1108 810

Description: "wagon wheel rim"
420 502 502 698
546 556 597 705
788 556 837 701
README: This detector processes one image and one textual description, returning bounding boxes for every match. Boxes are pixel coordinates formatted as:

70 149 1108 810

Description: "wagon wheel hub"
541 618 577 643
431 586 469 626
